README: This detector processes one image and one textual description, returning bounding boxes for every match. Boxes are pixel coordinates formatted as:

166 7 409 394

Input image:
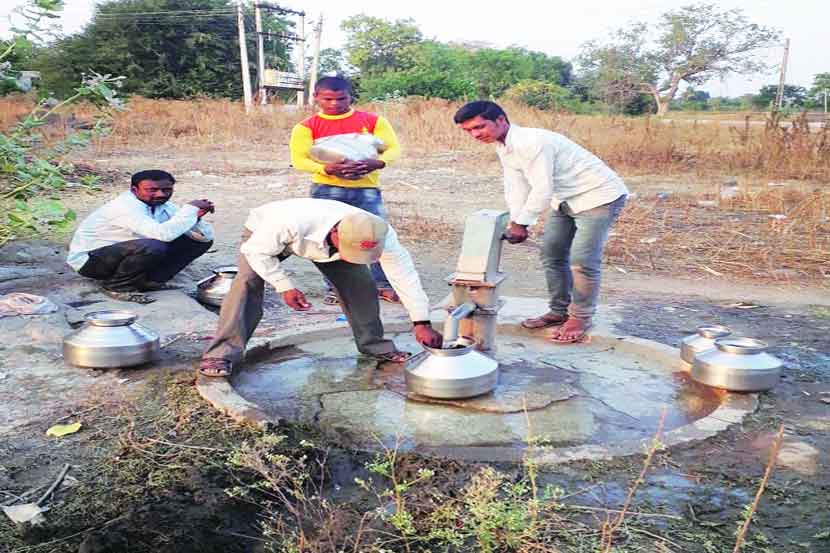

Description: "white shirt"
66 192 214 271
241 198 431 322
496 124 629 225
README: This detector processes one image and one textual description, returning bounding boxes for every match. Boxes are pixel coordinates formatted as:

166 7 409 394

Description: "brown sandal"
521 311 568 330
198 358 233 377
550 319 592 344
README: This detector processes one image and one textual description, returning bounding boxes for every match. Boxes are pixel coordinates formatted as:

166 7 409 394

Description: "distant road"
662 116 827 130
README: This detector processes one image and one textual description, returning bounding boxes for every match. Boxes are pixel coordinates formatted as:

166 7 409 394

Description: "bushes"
503 80 592 113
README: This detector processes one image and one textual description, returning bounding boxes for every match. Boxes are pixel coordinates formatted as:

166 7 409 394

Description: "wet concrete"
232 323 733 460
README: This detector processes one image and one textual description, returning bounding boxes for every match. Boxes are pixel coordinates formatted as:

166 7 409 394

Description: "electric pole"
297 12 306 106
237 0 253 111
308 14 323 101
774 38 790 111
254 2 266 105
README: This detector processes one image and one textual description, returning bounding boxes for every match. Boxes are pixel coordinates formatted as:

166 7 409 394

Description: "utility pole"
824 89 828 116
297 12 306 106
254 2 266 105
308 14 323 101
237 0 253 111
774 38 790 111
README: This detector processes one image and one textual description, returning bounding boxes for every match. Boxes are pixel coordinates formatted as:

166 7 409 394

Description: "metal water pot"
680 325 732 365
63 310 160 368
405 340 499 399
691 337 783 392
196 266 238 307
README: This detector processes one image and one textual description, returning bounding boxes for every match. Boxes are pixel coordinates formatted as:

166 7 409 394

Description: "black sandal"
371 351 412 364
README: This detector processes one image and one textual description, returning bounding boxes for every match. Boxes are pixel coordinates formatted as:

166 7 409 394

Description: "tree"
340 15 423 76
752 84 808 110
315 48 353 77
579 3 780 116
33 0 292 99
808 72 830 109
464 46 571 98
356 41 474 100
502 80 587 112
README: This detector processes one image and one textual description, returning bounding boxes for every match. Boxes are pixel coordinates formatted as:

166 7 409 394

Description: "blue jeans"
310 184 391 289
541 194 626 321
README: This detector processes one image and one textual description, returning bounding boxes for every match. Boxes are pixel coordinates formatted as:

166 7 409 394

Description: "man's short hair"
314 76 352 94
131 170 175 187
453 101 509 124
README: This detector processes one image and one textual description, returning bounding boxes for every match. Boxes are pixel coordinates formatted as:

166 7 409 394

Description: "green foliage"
341 14 423 76
808 72 830 108
33 0 292 99
466 46 571 98
0 71 124 245
340 15 572 104
578 2 780 115
752 84 808 110
503 80 589 112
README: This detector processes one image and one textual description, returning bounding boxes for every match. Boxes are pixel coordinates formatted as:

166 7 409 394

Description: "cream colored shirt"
241 198 431 322
496 124 628 225
66 192 214 271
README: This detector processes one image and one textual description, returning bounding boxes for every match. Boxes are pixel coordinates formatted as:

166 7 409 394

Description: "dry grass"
1 95 827 283
601 187 830 282
3 95 827 181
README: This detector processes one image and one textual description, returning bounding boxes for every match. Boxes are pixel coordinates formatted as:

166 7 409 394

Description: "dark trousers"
202 234 395 364
79 236 212 292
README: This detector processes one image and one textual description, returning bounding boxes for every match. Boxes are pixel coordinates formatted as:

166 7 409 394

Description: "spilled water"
233 327 723 455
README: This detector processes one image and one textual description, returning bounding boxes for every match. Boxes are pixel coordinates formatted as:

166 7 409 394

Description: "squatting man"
198 198 443 377
67 169 215 304
454 101 628 343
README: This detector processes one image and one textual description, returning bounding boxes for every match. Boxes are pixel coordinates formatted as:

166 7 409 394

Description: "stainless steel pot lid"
85 310 138 327
697 325 731 339
213 265 239 275
714 337 768 354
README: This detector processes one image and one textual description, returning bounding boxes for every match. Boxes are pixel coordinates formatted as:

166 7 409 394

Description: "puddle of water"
232 329 724 453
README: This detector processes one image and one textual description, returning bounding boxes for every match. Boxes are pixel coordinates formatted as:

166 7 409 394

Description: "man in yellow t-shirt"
289 76 402 305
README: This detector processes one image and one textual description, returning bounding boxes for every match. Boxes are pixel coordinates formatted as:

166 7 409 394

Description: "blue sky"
2 0 826 96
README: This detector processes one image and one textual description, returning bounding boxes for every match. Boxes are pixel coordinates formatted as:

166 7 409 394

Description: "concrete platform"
196 297 757 464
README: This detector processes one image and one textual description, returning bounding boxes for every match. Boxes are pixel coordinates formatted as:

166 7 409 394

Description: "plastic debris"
2 503 46 525
0 293 58 318
725 302 763 310
46 422 82 437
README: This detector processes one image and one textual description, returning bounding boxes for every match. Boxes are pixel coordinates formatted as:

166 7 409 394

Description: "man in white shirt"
67 170 215 304
454 101 628 343
198 198 443 377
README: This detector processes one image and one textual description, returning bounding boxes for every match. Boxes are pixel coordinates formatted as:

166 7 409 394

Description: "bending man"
198 198 442 377
454 101 628 343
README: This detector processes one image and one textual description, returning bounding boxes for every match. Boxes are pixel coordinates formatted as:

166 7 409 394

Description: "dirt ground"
1 145 828 552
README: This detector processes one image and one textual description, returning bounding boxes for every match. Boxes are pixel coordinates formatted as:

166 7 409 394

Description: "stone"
776 440 820 475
